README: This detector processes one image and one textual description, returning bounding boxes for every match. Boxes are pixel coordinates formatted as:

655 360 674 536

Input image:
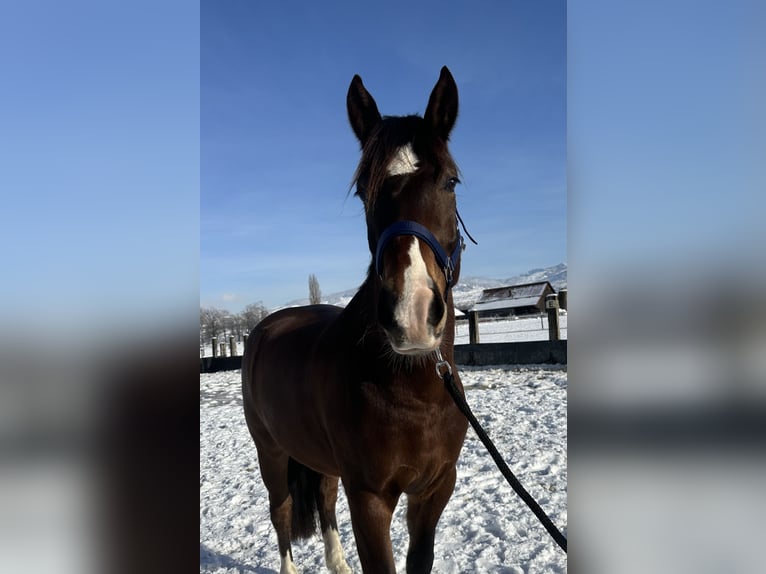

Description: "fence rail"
200 291 568 371
455 312 567 345
202 312 568 359
454 341 566 366
200 340 566 373
461 291 566 344
200 334 249 359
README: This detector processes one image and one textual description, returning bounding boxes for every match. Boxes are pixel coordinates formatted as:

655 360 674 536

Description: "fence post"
558 288 568 311
219 341 227 357
229 336 236 357
211 337 218 358
546 294 560 341
468 311 480 345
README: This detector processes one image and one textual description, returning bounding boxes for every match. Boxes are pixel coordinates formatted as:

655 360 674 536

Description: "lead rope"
434 349 568 553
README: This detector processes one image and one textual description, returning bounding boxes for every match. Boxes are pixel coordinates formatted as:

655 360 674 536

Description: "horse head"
348 67 463 355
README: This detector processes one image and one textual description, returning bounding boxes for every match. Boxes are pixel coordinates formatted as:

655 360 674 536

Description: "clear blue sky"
1 1 760 328
569 0 764 277
201 1 566 311
0 1 199 330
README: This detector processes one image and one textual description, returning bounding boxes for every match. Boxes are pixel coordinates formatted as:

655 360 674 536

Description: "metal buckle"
434 348 452 379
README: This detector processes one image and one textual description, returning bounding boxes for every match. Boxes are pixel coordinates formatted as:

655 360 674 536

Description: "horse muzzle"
377 236 447 355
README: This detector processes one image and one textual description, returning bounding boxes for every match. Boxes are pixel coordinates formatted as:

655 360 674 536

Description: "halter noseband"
375 220 464 289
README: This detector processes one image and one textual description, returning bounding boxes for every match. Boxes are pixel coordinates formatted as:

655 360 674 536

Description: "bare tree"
221 311 236 339
309 273 321 305
241 302 270 334
200 306 227 343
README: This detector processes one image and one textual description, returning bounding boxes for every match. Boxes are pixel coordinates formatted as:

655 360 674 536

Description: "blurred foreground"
0 332 199 574
569 267 766 573
568 0 766 570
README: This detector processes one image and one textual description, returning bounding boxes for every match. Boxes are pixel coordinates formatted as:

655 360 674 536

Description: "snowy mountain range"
452 262 567 311
282 263 567 312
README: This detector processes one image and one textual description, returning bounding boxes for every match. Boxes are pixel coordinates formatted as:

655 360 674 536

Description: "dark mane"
351 115 455 209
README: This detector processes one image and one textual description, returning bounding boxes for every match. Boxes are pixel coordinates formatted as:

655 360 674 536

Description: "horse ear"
347 74 382 147
424 66 458 140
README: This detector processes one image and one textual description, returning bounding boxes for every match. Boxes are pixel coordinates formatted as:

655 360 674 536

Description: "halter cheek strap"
375 220 464 288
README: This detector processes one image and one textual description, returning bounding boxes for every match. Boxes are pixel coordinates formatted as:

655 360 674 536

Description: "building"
469 281 556 318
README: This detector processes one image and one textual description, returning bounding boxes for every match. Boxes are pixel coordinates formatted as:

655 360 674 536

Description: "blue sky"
0 1 199 329
201 1 566 311
568 0 765 277
1 1 760 328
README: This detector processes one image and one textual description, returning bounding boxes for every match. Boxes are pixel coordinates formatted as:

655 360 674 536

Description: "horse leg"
405 468 457 574
256 446 300 574
346 489 399 573
316 476 352 574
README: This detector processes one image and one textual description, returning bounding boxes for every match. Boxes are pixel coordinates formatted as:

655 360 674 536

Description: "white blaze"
393 237 443 351
387 143 419 176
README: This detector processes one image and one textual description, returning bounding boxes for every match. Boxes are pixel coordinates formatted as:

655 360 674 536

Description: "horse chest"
338 383 465 487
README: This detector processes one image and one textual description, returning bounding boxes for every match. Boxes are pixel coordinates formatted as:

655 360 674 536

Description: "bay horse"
242 67 468 574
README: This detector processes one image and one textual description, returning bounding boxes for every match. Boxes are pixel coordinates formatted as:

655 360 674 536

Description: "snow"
200 366 567 573
454 315 568 345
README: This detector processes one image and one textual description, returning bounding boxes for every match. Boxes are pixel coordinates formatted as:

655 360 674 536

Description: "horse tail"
287 457 321 540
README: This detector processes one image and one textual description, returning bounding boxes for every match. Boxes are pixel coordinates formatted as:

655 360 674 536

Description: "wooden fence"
201 335 246 359
200 339 566 373
200 289 568 372
463 289 567 344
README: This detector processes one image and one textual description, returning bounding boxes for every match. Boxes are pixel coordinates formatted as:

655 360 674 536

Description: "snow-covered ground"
200 366 567 573
454 314 567 345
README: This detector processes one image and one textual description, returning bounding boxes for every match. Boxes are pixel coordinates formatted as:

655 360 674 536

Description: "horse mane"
350 115 454 209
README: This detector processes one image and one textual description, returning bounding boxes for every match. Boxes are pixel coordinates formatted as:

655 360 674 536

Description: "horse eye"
445 177 460 192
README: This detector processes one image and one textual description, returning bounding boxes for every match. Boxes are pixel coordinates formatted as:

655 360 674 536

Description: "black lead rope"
435 353 568 553
456 208 478 246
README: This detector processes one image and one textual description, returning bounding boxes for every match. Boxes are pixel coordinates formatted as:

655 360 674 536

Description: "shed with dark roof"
469 281 556 318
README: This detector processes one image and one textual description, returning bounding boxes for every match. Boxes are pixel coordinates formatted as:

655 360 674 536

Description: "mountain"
452 263 567 311
503 262 568 291
280 263 566 311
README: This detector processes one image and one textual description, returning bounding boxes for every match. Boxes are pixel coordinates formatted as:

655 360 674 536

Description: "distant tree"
309 274 321 305
200 306 227 343
241 302 270 334
221 311 236 338
230 313 246 341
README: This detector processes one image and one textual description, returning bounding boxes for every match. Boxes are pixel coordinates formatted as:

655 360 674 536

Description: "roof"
478 281 553 302
469 281 554 312
471 296 543 312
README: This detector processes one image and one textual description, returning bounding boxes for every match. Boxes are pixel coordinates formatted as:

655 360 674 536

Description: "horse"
242 66 469 574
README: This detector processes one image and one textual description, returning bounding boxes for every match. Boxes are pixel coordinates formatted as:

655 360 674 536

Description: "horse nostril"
377 285 400 332
428 286 445 328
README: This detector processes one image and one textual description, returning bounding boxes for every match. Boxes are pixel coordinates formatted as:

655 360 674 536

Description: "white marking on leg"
280 549 299 574
323 528 352 574
387 143 419 176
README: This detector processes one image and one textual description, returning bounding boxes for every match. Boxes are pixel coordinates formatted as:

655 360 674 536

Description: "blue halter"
375 220 464 289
